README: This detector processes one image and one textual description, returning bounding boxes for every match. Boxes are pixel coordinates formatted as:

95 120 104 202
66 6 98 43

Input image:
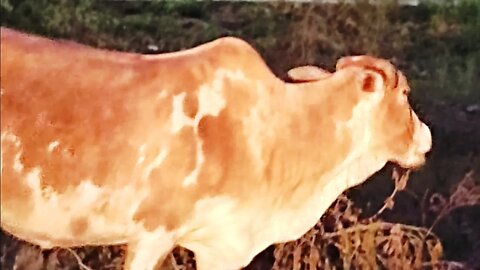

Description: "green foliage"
0 0 13 12
162 0 209 18
412 52 480 102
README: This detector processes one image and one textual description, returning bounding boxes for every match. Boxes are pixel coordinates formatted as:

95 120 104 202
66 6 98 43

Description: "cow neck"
273 79 388 218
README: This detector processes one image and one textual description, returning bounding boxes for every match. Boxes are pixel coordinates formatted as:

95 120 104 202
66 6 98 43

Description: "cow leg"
193 249 251 270
194 253 228 270
124 234 175 270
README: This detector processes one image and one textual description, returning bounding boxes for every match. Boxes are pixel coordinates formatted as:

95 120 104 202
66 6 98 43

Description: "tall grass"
3 0 476 102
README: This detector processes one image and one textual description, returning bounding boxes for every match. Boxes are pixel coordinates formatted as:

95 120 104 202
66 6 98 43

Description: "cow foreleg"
124 234 175 270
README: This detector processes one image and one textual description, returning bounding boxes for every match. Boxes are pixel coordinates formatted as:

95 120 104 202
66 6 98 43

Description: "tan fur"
0 27 431 270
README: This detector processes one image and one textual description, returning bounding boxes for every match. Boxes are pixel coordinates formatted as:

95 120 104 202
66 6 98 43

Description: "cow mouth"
394 152 427 170
395 119 432 170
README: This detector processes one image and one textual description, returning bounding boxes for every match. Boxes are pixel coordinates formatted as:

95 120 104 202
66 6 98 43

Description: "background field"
1 0 479 269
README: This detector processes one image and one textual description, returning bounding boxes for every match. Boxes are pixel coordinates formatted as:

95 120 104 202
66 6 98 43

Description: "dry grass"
270 170 479 270
273 170 428 270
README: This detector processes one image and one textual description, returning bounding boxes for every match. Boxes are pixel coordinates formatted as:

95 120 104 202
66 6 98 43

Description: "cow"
0 27 432 270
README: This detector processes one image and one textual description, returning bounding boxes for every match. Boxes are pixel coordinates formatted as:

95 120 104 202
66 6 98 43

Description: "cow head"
287 56 432 170
335 56 432 169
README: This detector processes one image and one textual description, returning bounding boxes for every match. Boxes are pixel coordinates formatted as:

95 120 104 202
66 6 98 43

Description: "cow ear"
336 55 397 92
359 70 382 92
286 65 331 83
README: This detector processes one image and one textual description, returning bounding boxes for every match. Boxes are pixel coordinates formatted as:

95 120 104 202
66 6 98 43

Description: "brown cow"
0 28 431 270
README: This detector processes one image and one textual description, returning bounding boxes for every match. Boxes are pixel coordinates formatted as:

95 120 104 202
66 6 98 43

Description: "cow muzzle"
397 114 432 169
415 122 432 156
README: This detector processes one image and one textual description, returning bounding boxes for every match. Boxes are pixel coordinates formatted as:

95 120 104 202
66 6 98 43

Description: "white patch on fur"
179 196 237 241
345 99 373 144
137 144 147 165
350 56 363 62
180 70 244 187
339 86 383 139
1 131 23 175
26 170 105 213
1 131 21 147
25 167 42 195
142 149 168 180
157 91 168 100
13 152 24 173
182 140 204 187
180 69 245 187
2 170 152 249
75 180 103 205
181 123 205 187
171 92 194 133
195 69 244 122
369 71 385 93
1 133 155 250
47 141 60 152
246 106 264 162
240 81 276 173
196 83 225 120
